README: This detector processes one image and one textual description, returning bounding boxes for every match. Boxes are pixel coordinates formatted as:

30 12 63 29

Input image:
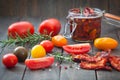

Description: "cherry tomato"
38 18 61 36
2 53 18 68
8 21 34 38
40 40 54 53
13 46 28 62
63 43 91 55
25 56 54 70
31 45 46 58
52 35 68 47
94 37 118 50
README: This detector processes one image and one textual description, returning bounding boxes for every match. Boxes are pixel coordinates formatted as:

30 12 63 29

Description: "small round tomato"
31 45 46 58
38 18 61 36
40 40 54 53
2 53 18 68
52 35 67 47
63 43 91 55
13 46 28 62
8 21 34 38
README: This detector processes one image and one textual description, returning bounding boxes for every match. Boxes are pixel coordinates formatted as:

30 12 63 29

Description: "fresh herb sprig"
51 52 73 62
0 33 51 54
0 33 51 48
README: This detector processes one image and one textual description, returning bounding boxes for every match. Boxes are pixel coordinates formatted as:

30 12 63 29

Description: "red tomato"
8 21 34 38
38 18 61 36
25 56 54 70
63 43 91 55
40 40 54 53
2 54 18 68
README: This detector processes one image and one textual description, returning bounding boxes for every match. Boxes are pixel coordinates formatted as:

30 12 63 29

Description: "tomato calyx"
42 28 54 36
63 43 91 55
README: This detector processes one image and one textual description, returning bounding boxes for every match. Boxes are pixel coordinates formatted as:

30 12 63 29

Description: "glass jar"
63 8 103 42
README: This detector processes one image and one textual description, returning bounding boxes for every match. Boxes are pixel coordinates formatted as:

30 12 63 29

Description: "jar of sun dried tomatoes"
63 7 103 42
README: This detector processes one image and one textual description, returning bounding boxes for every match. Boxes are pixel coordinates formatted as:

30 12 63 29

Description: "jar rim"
68 8 103 19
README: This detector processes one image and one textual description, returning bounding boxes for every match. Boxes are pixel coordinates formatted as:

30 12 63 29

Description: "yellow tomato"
52 35 68 47
31 45 46 58
94 37 118 50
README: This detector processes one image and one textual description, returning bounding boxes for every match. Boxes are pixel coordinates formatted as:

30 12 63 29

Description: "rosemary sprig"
0 33 51 54
51 52 73 62
0 33 51 47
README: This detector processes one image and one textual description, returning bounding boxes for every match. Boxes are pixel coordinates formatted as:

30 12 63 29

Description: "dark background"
0 0 120 18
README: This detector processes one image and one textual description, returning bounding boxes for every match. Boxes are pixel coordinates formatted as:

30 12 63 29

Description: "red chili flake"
64 66 68 70
59 65 62 69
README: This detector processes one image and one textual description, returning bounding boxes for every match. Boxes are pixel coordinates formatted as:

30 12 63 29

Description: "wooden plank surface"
20 17 62 80
60 50 96 80
0 17 27 80
60 62 96 80
0 2 118 80
96 21 120 80
0 17 120 80
59 19 120 80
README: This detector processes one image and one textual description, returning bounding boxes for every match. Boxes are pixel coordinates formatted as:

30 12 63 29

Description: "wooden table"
0 17 120 80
